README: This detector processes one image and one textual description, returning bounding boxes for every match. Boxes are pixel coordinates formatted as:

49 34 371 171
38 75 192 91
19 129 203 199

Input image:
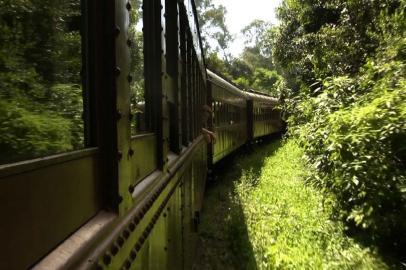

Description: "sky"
212 0 282 56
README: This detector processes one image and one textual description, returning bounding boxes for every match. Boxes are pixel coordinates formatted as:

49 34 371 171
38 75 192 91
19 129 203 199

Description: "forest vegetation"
196 0 406 264
0 0 146 164
0 0 404 265
195 140 388 269
0 0 84 164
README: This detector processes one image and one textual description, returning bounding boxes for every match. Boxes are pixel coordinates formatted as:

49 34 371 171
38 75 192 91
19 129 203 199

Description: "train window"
223 102 226 125
271 109 277 120
226 104 230 124
180 7 188 146
212 101 215 125
214 101 218 126
186 33 193 142
129 0 147 134
220 102 224 125
224 104 227 124
219 102 222 125
218 102 222 125
227 104 230 124
0 1 85 165
257 107 260 121
224 103 227 124
259 108 262 121
166 0 180 152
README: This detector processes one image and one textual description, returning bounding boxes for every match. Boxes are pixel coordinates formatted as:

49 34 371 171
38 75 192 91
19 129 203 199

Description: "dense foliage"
273 0 406 253
237 141 387 269
195 0 233 63
129 0 146 134
195 2 281 95
195 140 387 269
230 20 281 95
0 0 84 164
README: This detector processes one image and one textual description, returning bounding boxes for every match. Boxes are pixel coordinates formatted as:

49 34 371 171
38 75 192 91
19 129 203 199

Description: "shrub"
293 37 406 248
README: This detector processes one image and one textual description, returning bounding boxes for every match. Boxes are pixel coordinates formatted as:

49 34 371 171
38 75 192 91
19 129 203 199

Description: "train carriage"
207 70 283 165
246 91 282 139
1 0 208 269
0 1 283 269
206 70 248 164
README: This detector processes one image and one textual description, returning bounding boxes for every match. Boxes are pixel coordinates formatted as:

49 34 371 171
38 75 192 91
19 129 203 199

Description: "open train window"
186 35 192 140
0 1 86 165
129 0 148 134
259 108 262 121
0 2 109 269
179 5 188 146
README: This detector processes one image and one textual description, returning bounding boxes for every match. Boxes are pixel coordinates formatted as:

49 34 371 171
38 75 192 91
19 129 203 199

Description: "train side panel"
0 0 208 269
253 103 281 138
248 93 283 139
79 140 207 270
0 0 284 268
208 77 247 163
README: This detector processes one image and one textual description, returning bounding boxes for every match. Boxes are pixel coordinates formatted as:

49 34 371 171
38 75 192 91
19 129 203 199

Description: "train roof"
245 90 279 105
206 69 279 104
206 69 247 98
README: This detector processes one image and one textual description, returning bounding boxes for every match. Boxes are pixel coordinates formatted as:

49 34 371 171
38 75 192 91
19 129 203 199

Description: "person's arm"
202 128 216 143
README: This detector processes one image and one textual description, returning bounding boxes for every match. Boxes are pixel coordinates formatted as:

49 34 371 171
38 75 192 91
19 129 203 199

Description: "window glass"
212 101 216 125
129 0 146 134
0 0 84 165
179 5 187 145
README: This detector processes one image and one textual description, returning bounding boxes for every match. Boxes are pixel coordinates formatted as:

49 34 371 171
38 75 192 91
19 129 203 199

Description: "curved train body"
0 1 282 269
207 70 248 163
206 70 282 164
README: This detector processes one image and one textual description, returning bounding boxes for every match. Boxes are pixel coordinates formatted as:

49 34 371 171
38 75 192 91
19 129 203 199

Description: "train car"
246 90 282 140
207 70 283 166
206 70 248 164
0 0 284 268
0 0 208 269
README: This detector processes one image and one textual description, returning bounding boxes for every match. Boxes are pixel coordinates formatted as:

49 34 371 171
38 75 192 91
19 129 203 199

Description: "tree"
0 0 84 164
195 0 233 63
273 0 406 254
272 0 402 93
227 20 281 95
195 2 281 95
242 19 273 65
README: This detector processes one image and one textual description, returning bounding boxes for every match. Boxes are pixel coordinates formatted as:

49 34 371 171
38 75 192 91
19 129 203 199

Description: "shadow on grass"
346 222 406 269
193 134 283 270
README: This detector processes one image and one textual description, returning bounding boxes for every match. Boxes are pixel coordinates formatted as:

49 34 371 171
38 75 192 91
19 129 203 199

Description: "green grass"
194 139 387 270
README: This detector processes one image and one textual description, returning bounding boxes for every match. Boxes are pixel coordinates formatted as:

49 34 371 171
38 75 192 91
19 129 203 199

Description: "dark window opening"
129 0 147 135
0 0 85 165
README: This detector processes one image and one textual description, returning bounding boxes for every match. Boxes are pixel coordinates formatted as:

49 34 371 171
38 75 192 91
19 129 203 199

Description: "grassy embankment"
193 139 387 270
